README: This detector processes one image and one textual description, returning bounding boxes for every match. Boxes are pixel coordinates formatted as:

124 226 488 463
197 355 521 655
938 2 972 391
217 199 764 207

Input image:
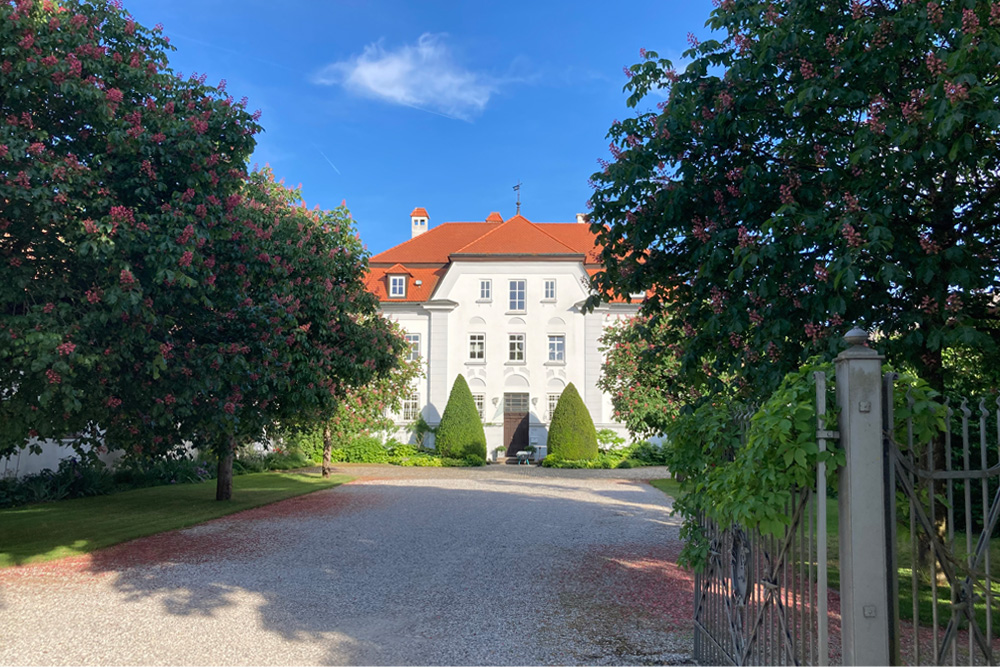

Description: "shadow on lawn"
61 477 689 665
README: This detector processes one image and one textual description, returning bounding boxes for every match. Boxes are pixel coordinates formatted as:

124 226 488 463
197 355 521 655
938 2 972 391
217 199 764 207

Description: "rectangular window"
504 393 529 412
469 333 485 360
544 279 556 300
508 333 525 362
401 393 420 421
547 334 565 362
548 393 561 419
389 275 406 298
473 394 485 420
405 333 420 361
509 279 526 311
479 279 492 301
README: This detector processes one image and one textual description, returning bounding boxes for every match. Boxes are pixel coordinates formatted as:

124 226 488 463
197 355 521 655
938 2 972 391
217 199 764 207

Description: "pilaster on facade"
421 299 458 424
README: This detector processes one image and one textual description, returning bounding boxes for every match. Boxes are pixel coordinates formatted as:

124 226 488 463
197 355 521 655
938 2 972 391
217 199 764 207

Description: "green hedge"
434 374 487 461
547 383 597 460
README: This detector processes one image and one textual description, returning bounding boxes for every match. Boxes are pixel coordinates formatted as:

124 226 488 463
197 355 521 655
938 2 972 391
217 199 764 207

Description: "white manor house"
365 208 640 457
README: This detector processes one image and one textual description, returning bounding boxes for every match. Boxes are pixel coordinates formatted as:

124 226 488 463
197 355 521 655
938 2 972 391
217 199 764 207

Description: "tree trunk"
216 443 235 501
914 347 947 575
322 423 332 478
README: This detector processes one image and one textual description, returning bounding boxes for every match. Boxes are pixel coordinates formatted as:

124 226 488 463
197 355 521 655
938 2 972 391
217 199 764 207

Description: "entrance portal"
503 393 529 456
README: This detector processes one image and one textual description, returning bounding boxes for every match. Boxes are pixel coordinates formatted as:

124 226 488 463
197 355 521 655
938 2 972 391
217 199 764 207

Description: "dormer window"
389 275 406 298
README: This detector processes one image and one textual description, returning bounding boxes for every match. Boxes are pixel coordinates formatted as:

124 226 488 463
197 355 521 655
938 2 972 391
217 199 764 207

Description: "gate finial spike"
843 326 869 347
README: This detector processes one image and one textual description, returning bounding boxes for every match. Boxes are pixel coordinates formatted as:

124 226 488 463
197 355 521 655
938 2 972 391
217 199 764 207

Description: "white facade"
367 211 639 456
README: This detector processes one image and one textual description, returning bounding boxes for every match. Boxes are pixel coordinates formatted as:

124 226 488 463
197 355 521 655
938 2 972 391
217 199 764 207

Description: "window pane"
548 393 560 418
509 279 525 311
402 394 419 421
473 394 485 419
480 280 491 300
469 333 485 360
405 334 420 361
544 279 556 300
504 393 529 412
390 276 405 297
508 333 524 361
548 335 565 362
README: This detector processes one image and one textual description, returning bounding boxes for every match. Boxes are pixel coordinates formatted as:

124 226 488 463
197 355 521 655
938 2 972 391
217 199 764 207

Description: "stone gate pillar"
835 327 890 665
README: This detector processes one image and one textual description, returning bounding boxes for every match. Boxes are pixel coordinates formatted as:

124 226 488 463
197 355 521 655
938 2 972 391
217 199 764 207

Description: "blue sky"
126 1 718 255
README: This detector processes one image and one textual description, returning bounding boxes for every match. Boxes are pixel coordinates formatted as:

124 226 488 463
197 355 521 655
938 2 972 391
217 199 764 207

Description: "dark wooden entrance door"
503 392 529 456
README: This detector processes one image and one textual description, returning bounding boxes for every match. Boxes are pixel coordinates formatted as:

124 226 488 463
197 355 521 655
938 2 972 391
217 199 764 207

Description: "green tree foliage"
599 313 685 439
281 327 422 477
665 361 945 568
434 374 486 460
547 383 598 460
0 0 404 499
0 0 259 453
588 0 1000 400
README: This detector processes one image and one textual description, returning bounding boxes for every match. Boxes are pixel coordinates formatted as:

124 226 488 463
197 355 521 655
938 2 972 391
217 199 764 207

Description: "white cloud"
313 33 496 121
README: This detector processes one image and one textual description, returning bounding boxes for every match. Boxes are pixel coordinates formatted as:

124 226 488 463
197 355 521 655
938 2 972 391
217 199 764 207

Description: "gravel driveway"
0 465 693 665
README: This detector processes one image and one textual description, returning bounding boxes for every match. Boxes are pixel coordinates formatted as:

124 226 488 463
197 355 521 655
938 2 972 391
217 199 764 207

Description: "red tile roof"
370 222 503 265
410 207 429 218
367 213 611 303
531 223 604 264
452 215 581 256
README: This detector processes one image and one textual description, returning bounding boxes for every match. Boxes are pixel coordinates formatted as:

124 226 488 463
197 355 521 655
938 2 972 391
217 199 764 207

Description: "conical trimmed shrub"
435 374 487 460
547 383 597 460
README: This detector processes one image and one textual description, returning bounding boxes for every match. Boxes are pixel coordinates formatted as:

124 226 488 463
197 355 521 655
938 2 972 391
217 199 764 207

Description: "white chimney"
575 213 590 225
410 207 429 238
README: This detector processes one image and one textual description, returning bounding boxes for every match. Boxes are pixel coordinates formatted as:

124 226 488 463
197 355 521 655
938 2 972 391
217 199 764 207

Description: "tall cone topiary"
547 383 597 460
435 374 487 460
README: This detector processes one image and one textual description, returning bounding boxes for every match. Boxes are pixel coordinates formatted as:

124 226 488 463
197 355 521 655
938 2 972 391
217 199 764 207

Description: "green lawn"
650 478 1000 635
0 471 350 568
648 478 682 500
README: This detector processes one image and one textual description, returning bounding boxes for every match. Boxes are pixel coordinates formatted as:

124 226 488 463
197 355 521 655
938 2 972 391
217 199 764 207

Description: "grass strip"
0 471 350 568
648 478 682 499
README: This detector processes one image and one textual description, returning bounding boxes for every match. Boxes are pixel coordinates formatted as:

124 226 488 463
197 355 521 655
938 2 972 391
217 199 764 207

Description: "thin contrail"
316 148 342 175
399 101 471 122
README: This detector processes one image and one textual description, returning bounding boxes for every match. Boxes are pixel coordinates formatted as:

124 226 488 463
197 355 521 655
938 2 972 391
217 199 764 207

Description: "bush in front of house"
547 383 598 460
434 375 487 462
329 435 391 463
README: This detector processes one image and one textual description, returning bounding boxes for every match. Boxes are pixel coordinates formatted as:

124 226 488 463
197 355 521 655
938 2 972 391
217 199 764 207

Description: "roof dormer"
385 263 412 299
410 207 429 239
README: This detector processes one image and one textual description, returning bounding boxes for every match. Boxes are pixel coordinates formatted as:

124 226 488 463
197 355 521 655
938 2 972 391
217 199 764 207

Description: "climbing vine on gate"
667 359 945 569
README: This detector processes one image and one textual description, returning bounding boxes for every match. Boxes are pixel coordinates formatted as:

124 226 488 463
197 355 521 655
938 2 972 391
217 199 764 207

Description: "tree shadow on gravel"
6 480 688 666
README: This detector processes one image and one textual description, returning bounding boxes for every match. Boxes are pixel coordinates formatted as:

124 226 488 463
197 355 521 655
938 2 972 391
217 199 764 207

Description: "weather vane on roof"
513 180 521 215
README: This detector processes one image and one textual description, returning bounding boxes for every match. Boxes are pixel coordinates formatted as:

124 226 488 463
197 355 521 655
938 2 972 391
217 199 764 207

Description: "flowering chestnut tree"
588 0 1000 399
100 170 405 499
0 0 404 499
1 0 260 453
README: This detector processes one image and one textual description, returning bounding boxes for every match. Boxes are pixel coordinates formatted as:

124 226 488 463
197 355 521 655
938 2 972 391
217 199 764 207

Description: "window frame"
472 394 485 420
547 334 565 363
479 279 492 302
547 393 561 420
508 333 526 363
388 275 406 298
401 393 420 421
508 279 526 312
543 278 557 301
404 333 421 362
468 333 486 361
